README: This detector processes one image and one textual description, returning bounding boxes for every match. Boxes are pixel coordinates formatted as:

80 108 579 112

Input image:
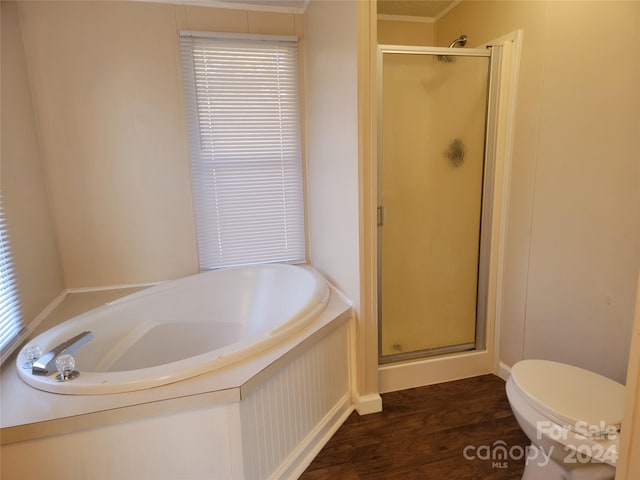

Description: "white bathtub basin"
16 264 330 394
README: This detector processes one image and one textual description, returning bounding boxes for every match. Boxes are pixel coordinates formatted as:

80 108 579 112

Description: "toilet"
506 359 625 480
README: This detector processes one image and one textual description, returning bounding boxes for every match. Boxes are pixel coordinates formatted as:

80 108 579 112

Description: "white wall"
13 1 304 289
304 0 360 312
522 2 640 382
437 1 640 382
1 1 64 324
17 1 198 288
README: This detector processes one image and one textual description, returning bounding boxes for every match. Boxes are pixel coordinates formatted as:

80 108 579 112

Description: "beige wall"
16 1 303 289
1 1 64 324
437 1 640 382
304 0 360 311
378 19 435 46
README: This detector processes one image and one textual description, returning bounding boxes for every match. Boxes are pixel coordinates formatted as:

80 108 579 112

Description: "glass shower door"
378 46 492 362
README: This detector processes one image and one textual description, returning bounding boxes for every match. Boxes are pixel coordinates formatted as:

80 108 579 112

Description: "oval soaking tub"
17 264 330 395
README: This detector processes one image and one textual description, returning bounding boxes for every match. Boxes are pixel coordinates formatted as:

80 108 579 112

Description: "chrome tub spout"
31 331 94 376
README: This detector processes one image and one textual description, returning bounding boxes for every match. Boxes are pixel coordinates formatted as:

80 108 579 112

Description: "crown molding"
133 0 308 15
377 14 435 24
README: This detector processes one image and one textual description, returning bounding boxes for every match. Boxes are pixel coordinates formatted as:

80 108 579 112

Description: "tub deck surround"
1 296 353 480
0 266 352 445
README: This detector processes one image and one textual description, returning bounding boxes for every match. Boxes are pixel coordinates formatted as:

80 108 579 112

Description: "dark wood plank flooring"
301 375 529 479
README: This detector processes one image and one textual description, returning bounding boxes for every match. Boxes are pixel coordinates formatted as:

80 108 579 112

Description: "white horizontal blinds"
0 194 24 363
181 33 305 269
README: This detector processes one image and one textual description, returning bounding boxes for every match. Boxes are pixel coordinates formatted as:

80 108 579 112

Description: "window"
0 194 24 364
180 32 305 269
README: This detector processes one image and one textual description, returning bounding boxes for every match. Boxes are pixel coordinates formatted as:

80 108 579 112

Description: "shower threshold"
379 342 476 365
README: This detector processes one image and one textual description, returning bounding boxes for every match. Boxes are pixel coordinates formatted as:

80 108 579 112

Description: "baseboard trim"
498 361 512 381
65 281 162 294
274 392 353 480
354 392 383 415
378 350 493 393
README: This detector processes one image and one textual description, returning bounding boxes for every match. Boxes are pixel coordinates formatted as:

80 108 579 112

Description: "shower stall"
377 40 502 364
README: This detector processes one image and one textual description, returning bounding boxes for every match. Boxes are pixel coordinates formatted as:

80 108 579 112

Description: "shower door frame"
376 44 502 365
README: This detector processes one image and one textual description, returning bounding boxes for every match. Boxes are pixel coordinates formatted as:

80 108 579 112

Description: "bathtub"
3 263 353 479
16 264 330 395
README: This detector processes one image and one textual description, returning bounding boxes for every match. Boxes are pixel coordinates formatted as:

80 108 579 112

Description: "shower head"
448 35 468 49
449 35 467 48
437 35 468 64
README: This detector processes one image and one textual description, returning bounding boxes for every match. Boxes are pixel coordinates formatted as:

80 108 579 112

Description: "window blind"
0 194 24 364
180 32 306 269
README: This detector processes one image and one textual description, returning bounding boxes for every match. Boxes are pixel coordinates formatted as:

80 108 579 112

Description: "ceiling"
228 0 307 9
174 0 458 18
194 0 308 14
377 0 457 18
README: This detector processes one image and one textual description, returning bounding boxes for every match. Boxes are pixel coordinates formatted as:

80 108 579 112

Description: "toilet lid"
510 359 626 437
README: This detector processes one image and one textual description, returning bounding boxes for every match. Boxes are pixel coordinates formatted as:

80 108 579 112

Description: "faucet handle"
22 344 42 369
55 354 79 381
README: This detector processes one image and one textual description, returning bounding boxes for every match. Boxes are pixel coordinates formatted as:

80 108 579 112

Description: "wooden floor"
301 375 529 479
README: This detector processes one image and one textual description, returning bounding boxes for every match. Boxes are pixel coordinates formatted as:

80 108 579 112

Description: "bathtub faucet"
31 331 94 376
